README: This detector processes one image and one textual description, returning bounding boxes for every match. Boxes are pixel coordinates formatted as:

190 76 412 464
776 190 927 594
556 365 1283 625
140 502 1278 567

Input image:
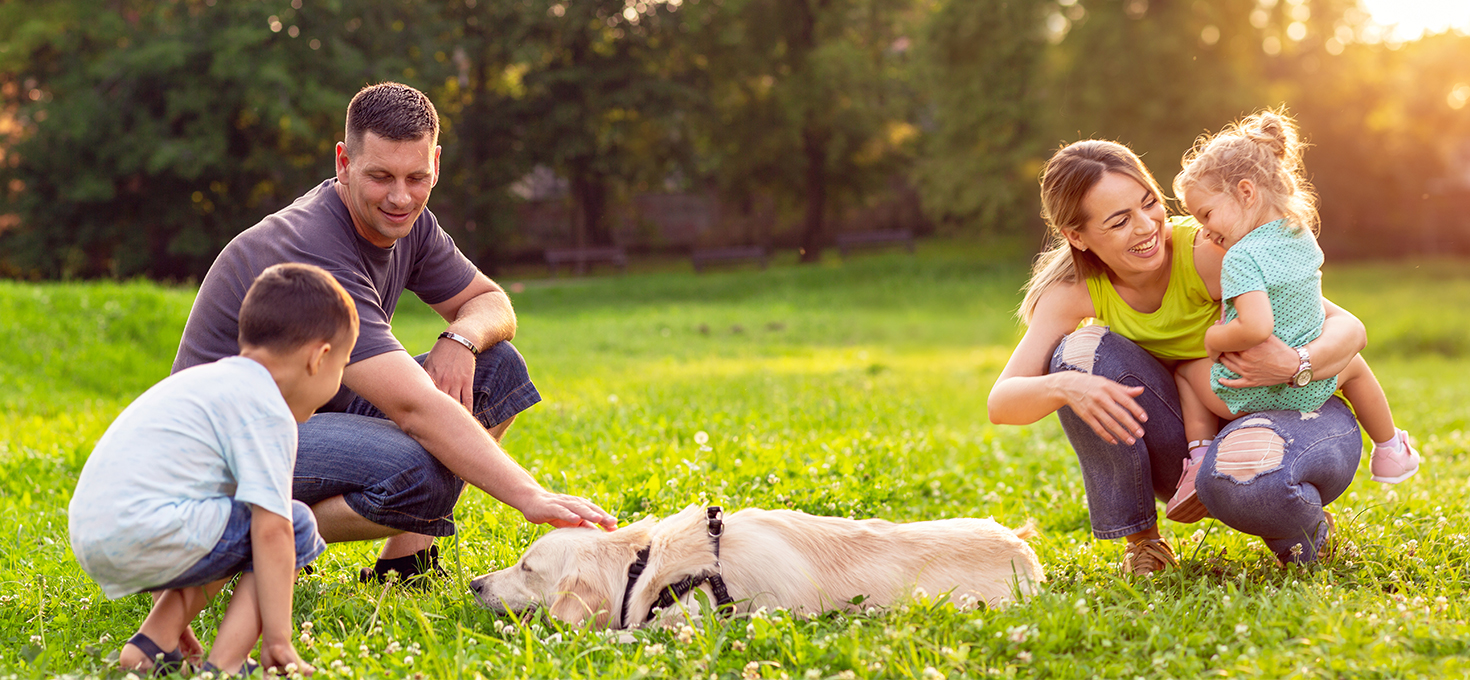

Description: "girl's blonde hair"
1018 139 1169 324
1173 107 1318 235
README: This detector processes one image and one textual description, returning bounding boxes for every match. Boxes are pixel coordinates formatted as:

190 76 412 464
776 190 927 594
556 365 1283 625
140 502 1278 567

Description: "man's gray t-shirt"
172 179 477 410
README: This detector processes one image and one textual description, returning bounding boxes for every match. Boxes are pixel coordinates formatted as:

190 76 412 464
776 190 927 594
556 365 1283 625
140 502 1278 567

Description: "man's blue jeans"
1049 327 1359 563
292 341 541 537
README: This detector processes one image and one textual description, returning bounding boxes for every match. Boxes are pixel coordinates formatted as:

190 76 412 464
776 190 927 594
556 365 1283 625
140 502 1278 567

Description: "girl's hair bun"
1246 111 1292 159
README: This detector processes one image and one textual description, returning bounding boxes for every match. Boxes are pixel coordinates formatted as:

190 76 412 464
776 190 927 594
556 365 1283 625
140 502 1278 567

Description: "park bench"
836 229 916 257
691 246 768 273
544 247 628 276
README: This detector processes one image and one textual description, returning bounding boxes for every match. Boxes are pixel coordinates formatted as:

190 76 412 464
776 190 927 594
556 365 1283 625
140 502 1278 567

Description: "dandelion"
695 431 710 445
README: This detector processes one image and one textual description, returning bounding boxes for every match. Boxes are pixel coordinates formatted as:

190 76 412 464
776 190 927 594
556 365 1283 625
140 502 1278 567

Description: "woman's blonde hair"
1018 139 1169 324
1173 107 1318 236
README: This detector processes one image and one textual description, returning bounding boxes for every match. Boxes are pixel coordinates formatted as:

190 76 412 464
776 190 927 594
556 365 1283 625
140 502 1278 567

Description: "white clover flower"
837 672 857 680
1289 543 1304 557
404 655 414 665
912 586 929 601
677 626 695 644
767 474 780 485
923 667 946 680
805 670 822 680
1017 651 1032 663
644 644 665 656
732 640 747 652
742 661 762 680
1235 623 1249 636
301 621 313 632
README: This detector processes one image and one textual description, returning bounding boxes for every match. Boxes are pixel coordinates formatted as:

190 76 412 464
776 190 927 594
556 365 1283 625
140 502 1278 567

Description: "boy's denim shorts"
151 500 326 591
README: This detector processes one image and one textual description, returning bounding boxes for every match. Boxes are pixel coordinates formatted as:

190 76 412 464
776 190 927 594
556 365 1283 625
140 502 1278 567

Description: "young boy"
69 263 359 676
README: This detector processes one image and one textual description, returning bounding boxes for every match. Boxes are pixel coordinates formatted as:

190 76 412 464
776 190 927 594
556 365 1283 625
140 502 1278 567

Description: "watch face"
1294 369 1313 387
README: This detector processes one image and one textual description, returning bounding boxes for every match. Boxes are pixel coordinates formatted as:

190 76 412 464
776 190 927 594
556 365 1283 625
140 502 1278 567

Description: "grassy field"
2 243 1469 679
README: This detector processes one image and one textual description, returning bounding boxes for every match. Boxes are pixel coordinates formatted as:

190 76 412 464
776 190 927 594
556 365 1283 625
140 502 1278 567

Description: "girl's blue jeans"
1049 327 1360 563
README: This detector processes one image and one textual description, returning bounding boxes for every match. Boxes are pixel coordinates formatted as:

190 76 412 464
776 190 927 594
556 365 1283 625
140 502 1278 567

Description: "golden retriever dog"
469 504 1043 628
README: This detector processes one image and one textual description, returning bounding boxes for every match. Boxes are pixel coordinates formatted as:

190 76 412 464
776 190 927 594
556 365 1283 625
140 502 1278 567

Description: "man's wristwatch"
1288 345 1313 388
438 331 480 355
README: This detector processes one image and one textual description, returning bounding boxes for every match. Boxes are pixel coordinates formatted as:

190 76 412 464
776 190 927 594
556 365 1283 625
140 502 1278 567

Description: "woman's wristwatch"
1288 345 1313 388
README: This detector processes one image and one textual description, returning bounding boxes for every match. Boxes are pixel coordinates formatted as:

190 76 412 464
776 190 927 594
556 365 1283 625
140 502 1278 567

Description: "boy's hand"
260 640 314 677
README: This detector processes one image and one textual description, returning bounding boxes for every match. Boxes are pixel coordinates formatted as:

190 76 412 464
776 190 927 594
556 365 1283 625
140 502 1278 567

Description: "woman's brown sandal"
1121 538 1178 577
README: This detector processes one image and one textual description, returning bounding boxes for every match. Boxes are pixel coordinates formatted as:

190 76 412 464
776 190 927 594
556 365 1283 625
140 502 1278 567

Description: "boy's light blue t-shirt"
68 356 297 598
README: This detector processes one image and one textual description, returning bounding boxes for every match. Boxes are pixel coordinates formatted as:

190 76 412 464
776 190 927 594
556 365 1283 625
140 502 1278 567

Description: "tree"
913 0 1049 235
0 0 433 279
685 0 923 261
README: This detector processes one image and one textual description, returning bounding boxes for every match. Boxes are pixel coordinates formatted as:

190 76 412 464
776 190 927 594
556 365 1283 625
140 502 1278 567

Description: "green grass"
3 242 1470 679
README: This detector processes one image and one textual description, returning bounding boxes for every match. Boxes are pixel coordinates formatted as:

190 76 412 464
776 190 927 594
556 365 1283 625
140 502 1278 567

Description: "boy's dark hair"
344 82 439 152
239 263 358 353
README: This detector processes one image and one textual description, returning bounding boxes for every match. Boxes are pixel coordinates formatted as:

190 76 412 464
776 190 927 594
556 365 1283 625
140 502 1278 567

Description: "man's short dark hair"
344 82 439 152
239 263 358 353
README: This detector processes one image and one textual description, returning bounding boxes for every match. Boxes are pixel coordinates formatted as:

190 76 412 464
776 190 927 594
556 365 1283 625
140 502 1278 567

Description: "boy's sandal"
199 659 260 678
1121 538 1178 577
124 632 187 676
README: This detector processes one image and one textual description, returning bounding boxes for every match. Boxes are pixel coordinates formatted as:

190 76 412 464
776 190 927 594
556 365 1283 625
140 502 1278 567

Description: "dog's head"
469 516 654 628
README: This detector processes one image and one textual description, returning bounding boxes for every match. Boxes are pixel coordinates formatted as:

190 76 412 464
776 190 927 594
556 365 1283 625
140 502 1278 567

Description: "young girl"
1163 108 1419 523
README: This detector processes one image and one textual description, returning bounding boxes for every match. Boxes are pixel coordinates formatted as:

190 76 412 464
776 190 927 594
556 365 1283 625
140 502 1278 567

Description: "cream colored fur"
470 505 1044 628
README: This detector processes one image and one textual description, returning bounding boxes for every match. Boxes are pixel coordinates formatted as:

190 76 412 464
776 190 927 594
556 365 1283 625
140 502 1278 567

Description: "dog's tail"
1012 519 1040 541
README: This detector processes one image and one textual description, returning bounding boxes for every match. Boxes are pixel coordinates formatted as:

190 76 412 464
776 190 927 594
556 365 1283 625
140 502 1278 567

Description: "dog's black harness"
618 506 736 628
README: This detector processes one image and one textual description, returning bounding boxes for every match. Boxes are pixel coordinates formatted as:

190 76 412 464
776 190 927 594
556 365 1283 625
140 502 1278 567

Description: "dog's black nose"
470 580 484 595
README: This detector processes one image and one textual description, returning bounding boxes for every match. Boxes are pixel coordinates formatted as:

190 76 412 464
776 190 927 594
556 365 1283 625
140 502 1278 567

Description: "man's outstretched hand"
518 490 618 531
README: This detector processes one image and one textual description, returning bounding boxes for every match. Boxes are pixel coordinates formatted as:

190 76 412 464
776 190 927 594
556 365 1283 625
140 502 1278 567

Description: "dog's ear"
548 576 613 629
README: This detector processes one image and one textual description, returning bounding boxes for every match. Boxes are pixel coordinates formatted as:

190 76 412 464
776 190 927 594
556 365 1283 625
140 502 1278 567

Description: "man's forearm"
446 291 516 348
397 392 541 505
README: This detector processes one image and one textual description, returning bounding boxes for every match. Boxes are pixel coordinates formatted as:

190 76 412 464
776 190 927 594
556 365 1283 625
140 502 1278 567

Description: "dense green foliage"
3 247 1470 678
2 0 1469 279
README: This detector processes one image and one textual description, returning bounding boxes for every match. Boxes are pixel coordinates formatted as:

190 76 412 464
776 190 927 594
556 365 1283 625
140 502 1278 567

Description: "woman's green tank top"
1084 217 1217 361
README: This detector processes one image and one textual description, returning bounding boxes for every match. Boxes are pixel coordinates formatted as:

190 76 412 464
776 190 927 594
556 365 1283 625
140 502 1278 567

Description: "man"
174 82 615 584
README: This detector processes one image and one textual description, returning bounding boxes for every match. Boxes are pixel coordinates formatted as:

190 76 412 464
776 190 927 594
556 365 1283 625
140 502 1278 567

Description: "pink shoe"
1165 456 1212 523
1370 429 1420 484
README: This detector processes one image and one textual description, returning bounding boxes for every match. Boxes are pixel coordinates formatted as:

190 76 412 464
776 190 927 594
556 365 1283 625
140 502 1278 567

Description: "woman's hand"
1216 334 1297 387
1056 371 1149 445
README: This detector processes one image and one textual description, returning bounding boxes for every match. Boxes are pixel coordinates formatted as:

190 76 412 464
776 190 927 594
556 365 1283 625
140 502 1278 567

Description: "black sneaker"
359 544 446 589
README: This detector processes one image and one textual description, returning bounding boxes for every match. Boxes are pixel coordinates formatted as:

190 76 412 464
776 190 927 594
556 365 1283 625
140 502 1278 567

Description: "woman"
987 140 1366 574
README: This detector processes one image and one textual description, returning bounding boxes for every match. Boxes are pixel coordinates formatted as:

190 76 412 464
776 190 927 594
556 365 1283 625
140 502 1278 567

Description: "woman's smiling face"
1065 171 1169 279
